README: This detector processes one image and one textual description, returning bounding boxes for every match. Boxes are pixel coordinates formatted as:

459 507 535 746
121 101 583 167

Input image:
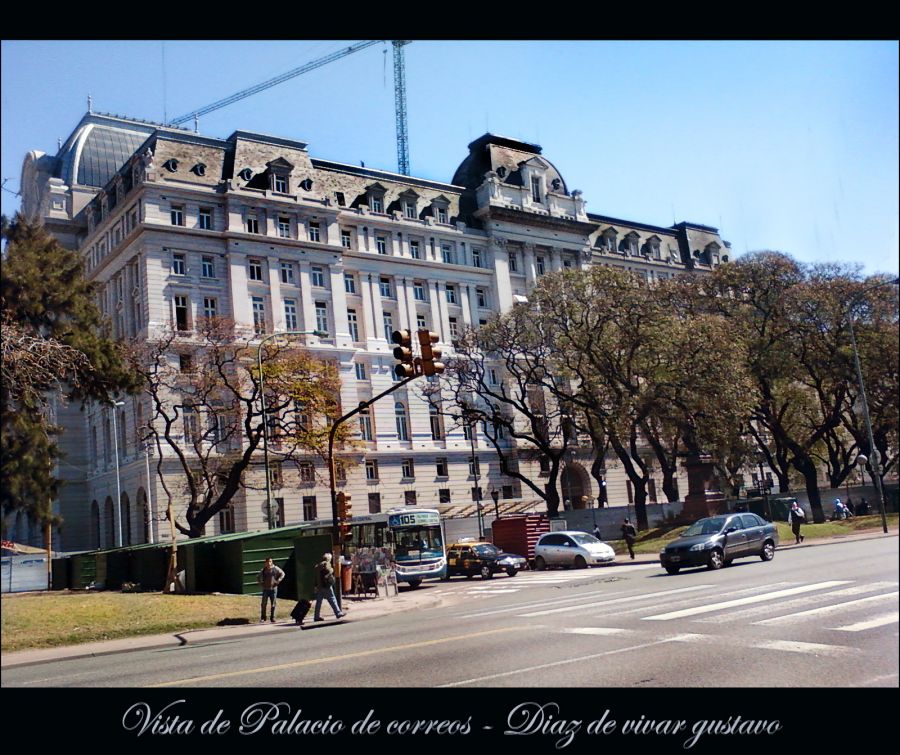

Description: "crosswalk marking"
457 587 633 619
642 581 851 621
755 639 860 657
518 585 712 618
830 611 899 633
611 582 795 618
753 591 899 626
562 627 628 636
696 582 898 624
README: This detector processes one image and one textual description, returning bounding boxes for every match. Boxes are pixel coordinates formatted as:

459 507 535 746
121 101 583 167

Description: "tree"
1 214 138 530
130 318 355 538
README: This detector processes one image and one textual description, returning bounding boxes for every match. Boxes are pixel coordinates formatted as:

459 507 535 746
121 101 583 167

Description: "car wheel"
707 549 724 570
480 565 494 580
407 579 421 589
506 568 518 577
534 556 546 571
574 555 587 569
760 541 775 561
665 566 680 575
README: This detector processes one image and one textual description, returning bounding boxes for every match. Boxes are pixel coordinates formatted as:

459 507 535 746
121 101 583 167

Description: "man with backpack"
314 552 345 621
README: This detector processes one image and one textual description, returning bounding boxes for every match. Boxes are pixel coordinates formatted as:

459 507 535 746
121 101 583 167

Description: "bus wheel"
407 579 421 589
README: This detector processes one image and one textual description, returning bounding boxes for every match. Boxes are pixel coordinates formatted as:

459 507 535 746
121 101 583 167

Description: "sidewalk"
3 527 895 670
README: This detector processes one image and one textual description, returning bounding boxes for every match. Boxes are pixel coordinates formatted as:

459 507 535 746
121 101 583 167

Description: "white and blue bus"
299 507 446 587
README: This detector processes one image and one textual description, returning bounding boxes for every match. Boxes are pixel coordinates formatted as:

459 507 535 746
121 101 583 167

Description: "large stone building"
17 112 731 551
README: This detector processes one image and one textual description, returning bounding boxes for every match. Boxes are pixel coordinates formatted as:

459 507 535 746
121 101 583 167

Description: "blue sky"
2 40 897 275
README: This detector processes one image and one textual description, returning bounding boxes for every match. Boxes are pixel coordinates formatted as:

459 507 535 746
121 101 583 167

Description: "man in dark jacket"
621 518 637 560
258 557 286 623
314 552 345 621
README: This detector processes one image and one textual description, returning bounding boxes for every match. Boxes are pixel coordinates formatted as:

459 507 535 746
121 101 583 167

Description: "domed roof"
56 116 156 188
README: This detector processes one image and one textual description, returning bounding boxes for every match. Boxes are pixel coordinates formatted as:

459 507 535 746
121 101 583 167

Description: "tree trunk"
794 456 825 523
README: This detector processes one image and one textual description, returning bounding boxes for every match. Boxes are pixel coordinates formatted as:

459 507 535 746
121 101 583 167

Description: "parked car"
444 541 528 580
533 531 616 570
659 513 779 574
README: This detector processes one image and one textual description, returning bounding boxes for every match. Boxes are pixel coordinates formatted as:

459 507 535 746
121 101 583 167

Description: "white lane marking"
642 581 851 621
696 582 897 624
438 637 677 688
562 627 629 636
611 582 795 618
859 672 900 686
458 588 633 619
753 591 899 626
519 585 713 618
831 611 900 633
666 633 712 643
756 639 859 657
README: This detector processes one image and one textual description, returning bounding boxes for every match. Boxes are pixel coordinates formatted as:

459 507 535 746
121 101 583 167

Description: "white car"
533 531 616 570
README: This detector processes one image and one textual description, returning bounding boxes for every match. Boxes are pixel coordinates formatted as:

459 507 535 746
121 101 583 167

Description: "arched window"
136 488 149 544
104 496 115 549
121 492 132 546
394 402 409 441
91 500 100 549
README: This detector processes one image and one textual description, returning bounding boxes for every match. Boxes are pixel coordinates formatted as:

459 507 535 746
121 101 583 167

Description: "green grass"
611 513 898 555
1 591 295 653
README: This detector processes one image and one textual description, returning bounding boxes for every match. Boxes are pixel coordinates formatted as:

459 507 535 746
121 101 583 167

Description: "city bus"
299 507 446 587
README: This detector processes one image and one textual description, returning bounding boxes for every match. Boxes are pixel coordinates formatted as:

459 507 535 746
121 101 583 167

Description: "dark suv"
659 513 779 574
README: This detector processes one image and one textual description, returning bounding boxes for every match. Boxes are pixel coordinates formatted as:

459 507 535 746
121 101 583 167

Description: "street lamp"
109 400 125 547
466 413 484 539
846 277 899 535
754 452 772 521
491 488 500 519
256 329 327 529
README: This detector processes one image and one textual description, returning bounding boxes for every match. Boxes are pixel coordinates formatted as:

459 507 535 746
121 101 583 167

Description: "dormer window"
431 195 451 224
405 201 417 219
531 176 542 203
601 228 618 252
647 235 662 259
266 157 294 194
704 242 721 265
437 207 448 224
366 184 388 214
274 175 288 193
626 232 640 256
371 195 383 213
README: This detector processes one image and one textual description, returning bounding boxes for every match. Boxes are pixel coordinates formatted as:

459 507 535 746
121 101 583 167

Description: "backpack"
319 562 335 587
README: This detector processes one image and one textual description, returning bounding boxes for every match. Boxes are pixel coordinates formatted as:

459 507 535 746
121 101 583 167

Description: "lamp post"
846 277 898 535
754 452 771 521
109 400 125 547
467 412 483 539
256 329 327 529
491 488 500 519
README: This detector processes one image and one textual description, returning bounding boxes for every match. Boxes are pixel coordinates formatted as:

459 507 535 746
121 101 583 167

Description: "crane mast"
393 40 411 175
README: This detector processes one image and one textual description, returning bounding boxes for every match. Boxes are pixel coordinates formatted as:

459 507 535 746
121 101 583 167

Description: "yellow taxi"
444 539 527 580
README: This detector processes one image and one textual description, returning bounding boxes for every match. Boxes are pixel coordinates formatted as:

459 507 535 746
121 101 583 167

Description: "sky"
2 40 898 275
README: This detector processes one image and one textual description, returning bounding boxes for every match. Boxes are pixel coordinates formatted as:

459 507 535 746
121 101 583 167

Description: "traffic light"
391 329 419 378
336 491 352 541
417 329 445 377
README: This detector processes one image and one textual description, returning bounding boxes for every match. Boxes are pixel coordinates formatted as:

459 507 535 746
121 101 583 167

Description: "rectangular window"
219 506 235 533
437 207 448 224
448 317 459 339
441 243 456 265
274 175 288 193
536 257 545 276
379 276 392 298
365 459 379 480
335 192 346 207
508 252 518 272
439 488 451 504
280 261 294 284
382 313 393 341
246 214 259 234
336 462 347 482
355 362 367 381
299 462 315 482
252 296 266 334
410 240 420 259
179 353 193 372
472 248 482 268
359 410 373 441
284 299 298 330
172 253 186 276
471 487 483 502
170 205 184 226
308 222 320 242
182 405 199 443
376 235 387 255
344 273 356 294
347 309 360 341
531 176 542 203
174 295 190 331
405 202 417 219
302 496 317 521
477 288 488 308
201 256 215 278
203 297 217 320
249 258 263 281
445 285 457 304
199 208 212 230
435 457 448 477
468 457 481 476
270 463 284 489
368 492 382 514
416 314 427 330
315 302 328 334
563 258 572 269
405 491 417 506
413 282 425 301
502 485 514 499
401 458 415 479
278 216 291 238
371 196 383 214
311 266 325 287
341 229 352 249
489 368 499 385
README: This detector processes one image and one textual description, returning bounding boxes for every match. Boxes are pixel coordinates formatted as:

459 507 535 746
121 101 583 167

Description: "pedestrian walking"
859 497 869 516
257 557 285 623
621 518 637 560
789 501 805 544
592 524 602 540
314 552 345 621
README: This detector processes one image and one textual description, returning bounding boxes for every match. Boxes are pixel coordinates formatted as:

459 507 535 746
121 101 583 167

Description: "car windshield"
473 544 500 557
571 533 601 545
682 517 729 537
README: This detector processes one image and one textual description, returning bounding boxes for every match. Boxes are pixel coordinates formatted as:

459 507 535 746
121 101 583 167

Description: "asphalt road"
3 537 897 688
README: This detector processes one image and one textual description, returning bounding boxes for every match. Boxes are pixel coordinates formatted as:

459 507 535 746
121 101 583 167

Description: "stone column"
550 247 563 273
523 243 537 287
227 253 252 327
297 261 317 335
329 265 351 349
268 261 284 331
460 285 473 327
682 452 726 519
365 274 386 347
491 238 514 312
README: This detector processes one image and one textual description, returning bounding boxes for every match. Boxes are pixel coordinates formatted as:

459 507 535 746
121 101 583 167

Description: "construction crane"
168 40 413 175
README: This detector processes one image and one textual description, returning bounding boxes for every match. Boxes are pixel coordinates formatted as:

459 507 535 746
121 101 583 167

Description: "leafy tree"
0 214 138 530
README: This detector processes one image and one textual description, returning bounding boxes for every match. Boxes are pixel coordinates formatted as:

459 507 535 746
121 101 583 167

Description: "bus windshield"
393 527 444 561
